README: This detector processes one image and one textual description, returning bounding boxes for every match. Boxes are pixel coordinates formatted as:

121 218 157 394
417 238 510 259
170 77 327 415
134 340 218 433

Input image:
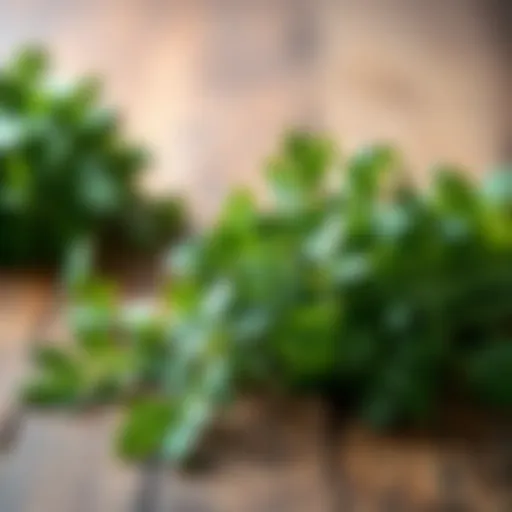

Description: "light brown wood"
157 398 330 512
0 272 53 441
0 0 504 218
0 283 143 512
336 418 512 511
0 412 141 512
321 0 504 177
0 1 508 510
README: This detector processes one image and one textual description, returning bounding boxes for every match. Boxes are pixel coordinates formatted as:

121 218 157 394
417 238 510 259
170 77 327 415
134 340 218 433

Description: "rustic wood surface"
0 274 143 512
0 0 506 217
0 0 509 510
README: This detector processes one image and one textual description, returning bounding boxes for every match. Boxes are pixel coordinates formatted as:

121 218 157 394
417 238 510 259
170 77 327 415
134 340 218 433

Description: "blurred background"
0 1 510 511
1 0 508 219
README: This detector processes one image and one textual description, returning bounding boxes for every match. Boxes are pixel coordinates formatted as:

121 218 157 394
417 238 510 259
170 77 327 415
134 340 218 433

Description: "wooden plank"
0 411 140 512
0 0 505 212
0 2 509 510
0 272 54 446
0 281 144 512
156 398 331 512
336 416 512 511
320 0 504 176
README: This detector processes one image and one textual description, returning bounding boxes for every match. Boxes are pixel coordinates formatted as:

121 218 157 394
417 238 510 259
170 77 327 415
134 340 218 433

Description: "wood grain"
156 398 330 512
0 0 504 216
336 418 512 512
0 1 509 510
0 272 54 445
0 412 141 512
0 278 144 512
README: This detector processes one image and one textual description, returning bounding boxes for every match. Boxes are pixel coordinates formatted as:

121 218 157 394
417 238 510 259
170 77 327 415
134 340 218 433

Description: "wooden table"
0 1 510 510
0 0 506 217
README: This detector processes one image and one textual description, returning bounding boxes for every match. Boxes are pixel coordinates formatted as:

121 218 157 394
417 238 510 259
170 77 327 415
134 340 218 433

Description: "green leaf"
275 301 337 381
118 398 176 460
346 145 398 199
81 162 121 214
218 189 257 233
11 46 48 83
22 346 82 406
431 166 477 213
266 131 334 211
0 115 25 150
483 165 512 208
62 236 96 293
1 154 32 210
465 342 512 407
32 345 77 373
162 396 213 463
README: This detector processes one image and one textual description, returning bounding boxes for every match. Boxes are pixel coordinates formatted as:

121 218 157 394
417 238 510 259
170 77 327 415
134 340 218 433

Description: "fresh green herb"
0 47 184 266
24 131 512 464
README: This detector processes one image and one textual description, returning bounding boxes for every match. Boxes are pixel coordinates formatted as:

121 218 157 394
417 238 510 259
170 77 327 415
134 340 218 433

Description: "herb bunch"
0 47 184 266
25 132 512 464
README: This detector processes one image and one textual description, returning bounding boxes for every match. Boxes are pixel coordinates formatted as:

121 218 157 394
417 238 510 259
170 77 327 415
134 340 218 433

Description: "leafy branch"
24 131 512 464
0 47 184 267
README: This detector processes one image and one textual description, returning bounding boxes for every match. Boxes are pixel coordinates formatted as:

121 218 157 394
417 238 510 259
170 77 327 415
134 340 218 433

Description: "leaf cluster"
0 47 184 266
24 131 512 463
